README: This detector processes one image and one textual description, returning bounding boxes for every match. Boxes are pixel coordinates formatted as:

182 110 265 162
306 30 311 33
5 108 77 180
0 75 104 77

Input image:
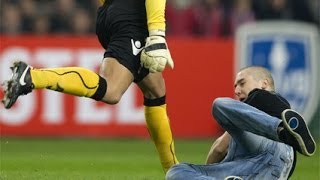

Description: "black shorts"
96 0 149 82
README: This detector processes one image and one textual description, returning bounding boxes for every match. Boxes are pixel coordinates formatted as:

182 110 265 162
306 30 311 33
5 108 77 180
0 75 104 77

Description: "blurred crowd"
0 0 99 35
0 0 319 37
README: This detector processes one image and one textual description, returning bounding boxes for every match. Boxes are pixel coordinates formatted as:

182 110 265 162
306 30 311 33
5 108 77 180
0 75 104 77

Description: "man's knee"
165 163 195 180
212 97 234 118
101 86 123 104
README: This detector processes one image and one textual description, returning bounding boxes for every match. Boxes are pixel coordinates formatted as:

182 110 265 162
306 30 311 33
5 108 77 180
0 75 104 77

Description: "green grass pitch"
0 138 319 180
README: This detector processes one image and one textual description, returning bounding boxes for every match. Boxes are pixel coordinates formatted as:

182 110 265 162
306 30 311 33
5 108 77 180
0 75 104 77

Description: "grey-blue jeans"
166 97 294 180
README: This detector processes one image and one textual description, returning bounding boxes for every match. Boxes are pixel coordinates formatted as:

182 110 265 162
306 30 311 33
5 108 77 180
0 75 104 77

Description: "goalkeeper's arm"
141 0 174 73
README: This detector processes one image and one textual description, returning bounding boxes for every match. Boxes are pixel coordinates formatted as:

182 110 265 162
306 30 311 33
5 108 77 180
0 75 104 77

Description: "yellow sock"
30 67 106 99
145 104 179 173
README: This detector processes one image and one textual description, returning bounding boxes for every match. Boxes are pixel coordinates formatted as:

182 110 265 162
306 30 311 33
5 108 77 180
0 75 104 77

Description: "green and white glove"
141 30 174 73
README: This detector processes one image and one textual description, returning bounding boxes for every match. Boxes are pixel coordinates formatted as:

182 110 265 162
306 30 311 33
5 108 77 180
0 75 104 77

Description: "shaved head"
234 66 275 101
239 66 275 91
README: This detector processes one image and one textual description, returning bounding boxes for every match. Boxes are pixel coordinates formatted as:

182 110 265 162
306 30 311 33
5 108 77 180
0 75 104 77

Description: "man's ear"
261 79 269 90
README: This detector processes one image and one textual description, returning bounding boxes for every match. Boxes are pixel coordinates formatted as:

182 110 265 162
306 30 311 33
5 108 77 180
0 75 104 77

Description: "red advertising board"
0 36 234 138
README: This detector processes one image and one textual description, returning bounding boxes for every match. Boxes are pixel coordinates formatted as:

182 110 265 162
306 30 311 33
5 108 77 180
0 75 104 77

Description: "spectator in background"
192 0 225 38
251 0 317 24
77 0 101 18
166 0 197 37
0 3 22 35
71 8 94 35
167 0 227 38
19 0 37 33
33 16 51 35
50 0 76 33
229 0 255 37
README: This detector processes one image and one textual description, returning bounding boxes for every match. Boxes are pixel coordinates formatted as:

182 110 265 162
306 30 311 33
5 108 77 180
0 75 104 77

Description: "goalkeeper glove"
141 30 174 73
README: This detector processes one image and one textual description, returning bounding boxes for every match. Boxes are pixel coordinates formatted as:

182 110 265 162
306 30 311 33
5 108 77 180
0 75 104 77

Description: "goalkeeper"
2 0 178 173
